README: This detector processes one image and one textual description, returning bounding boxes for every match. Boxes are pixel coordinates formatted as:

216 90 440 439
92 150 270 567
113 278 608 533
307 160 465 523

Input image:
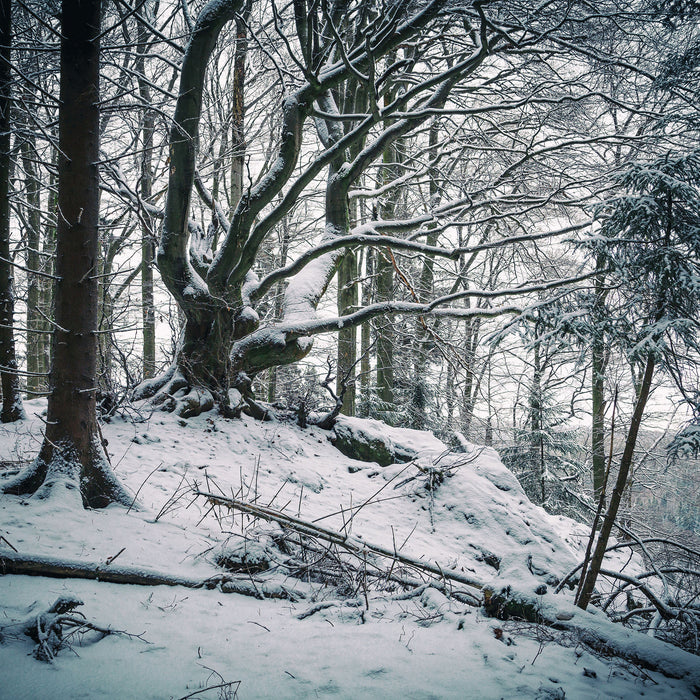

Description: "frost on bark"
2 0 131 508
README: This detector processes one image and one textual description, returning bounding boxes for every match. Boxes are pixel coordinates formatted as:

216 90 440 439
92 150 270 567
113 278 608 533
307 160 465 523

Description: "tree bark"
358 247 373 417
0 551 298 600
375 143 401 420
2 0 131 507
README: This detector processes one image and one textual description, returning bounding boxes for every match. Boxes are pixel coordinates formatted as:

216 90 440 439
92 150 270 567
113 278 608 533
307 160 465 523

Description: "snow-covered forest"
1 0 700 697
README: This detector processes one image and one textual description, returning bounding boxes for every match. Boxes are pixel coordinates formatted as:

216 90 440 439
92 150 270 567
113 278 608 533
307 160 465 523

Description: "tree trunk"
21 132 49 396
591 336 606 499
358 247 373 417
39 143 58 380
137 17 156 381
267 211 289 403
591 256 608 500
96 245 114 392
410 120 441 430
0 0 25 422
576 354 655 610
2 0 131 507
336 251 357 415
230 9 248 213
530 338 545 504
375 141 401 421
375 250 394 414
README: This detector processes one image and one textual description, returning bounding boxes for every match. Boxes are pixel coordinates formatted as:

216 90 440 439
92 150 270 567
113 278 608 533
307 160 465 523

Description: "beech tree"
133 0 642 419
2 0 132 507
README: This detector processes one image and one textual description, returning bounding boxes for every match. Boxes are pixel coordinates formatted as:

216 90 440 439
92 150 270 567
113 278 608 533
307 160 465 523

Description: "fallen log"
551 606 700 697
484 584 700 698
0 550 305 600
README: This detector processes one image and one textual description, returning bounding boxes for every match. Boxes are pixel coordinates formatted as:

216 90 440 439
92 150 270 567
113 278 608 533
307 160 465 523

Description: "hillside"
1 401 699 699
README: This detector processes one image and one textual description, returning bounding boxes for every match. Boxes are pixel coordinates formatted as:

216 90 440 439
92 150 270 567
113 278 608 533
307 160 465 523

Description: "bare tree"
137 0 623 419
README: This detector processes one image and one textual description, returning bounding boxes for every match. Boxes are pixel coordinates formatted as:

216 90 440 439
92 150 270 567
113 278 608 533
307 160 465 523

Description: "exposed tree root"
133 366 218 419
0 596 116 662
0 551 305 601
1 436 134 508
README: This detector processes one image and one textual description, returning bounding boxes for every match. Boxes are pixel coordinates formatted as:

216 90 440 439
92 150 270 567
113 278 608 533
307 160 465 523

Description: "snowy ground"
1 400 698 699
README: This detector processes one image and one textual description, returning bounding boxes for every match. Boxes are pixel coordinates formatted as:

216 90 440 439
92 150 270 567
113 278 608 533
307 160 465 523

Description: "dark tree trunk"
410 121 440 430
591 336 606 499
0 0 25 422
576 354 655 610
2 0 131 507
230 9 248 212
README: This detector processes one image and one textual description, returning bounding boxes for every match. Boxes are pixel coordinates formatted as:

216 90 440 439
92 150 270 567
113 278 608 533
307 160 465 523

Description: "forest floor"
1 399 699 699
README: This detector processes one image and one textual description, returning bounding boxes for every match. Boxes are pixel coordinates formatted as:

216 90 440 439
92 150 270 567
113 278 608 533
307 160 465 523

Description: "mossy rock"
483 586 542 622
331 423 396 466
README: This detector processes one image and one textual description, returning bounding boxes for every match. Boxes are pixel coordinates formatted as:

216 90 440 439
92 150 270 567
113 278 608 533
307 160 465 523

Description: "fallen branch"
0 551 305 601
194 490 484 595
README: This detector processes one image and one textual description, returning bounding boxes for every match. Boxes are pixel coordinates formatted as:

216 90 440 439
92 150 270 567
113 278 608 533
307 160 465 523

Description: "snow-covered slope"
0 400 697 699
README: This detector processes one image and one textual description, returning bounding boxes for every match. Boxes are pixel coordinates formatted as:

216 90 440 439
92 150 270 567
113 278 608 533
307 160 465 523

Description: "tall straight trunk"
358 247 373 417
137 18 156 380
484 362 493 446
229 9 248 212
375 145 399 417
0 0 24 422
39 149 58 377
591 256 608 500
21 133 49 396
530 339 545 504
97 247 114 390
3 0 130 506
576 354 655 610
267 211 289 402
411 120 440 429
591 336 606 498
336 250 357 414
375 249 394 410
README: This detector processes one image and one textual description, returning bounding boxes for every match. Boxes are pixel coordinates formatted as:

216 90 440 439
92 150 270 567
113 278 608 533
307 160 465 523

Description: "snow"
1 400 698 699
